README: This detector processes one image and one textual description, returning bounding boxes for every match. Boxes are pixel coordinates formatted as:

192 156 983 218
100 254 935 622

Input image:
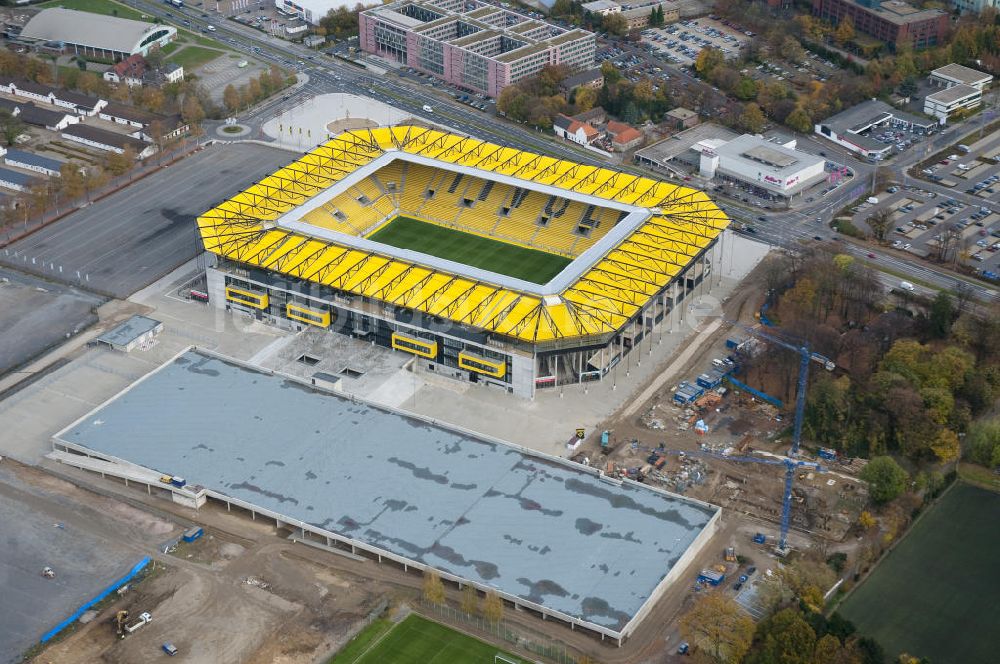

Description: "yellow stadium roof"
197 126 729 344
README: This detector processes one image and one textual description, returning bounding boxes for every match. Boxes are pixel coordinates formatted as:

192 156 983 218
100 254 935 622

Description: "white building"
697 134 827 202
928 63 993 92
553 115 600 145
18 8 176 61
581 0 622 14
273 0 354 25
924 84 982 121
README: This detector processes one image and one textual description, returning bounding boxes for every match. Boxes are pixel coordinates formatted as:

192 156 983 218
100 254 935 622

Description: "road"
130 0 999 303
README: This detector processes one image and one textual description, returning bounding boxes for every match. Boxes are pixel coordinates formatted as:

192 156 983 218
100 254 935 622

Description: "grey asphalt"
0 268 104 377
59 350 719 634
1 143 296 299
0 466 139 663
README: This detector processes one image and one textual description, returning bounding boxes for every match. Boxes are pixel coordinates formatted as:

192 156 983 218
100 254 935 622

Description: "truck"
126 612 152 634
817 447 838 461
164 0 183 7
115 610 152 638
600 430 610 449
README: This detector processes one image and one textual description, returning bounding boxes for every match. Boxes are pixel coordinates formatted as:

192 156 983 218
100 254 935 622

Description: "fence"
420 600 583 664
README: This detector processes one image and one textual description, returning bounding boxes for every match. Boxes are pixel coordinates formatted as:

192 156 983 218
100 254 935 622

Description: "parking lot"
642 17 750 67
0 463 156 663
1 143 295 299
853 184 1000 270
0 269 102 378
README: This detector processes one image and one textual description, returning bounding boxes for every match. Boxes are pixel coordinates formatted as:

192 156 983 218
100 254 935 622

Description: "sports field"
368 217 571 283
329 614 528 664
839 482 1000 664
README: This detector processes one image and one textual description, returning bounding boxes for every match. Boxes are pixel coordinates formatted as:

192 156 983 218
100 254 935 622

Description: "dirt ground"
15 253 874 664
582 253 868 548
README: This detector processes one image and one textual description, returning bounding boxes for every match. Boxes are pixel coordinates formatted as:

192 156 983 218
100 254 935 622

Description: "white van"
206 24 216 31
422 105 433 113
899 281 915 292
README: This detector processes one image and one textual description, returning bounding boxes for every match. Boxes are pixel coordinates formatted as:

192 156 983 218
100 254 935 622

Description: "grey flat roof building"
19 8 176 59
94 315 162 351
56 350 720 640
4 149 64 173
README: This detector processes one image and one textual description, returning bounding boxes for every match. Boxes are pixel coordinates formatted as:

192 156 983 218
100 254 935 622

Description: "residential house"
3 149 65 177
104 54 147 87
61 124 154 159
52 89 106 117
607 121 644 151
554 114 600 145
666 107 699 130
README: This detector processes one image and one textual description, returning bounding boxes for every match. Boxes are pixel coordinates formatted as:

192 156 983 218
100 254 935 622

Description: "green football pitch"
368 217 571 283
838 482 1000 664
329 614 529 664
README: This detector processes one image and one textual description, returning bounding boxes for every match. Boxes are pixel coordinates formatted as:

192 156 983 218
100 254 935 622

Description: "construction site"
0 122 882 662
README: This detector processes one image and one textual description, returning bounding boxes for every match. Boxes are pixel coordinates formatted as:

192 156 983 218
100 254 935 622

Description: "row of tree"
223 66 294 114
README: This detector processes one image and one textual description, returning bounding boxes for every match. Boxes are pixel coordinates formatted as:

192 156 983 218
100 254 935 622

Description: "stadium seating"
296 159 622 257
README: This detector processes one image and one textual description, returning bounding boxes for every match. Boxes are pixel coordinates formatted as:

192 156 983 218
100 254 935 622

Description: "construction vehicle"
752 533 767 545
115 610 152 638
724 546 737 562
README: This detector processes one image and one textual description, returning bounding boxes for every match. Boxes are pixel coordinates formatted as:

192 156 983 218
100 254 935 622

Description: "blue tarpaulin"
725 376 783 408
39 556 151 643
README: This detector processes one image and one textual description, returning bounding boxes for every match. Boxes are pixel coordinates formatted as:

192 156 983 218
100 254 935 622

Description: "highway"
133 0 998 303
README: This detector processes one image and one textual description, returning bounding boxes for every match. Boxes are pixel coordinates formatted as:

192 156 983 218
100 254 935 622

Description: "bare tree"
866 208 893 243
421 568 445 606
481 590 504 625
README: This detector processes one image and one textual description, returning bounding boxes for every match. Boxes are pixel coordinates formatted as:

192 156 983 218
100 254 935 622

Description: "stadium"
198 125 730 397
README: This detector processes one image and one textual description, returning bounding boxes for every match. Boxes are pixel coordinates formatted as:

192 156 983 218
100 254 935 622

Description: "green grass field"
329 614 528 664
368 217 571 283
166 45 223 70
839 482 1000 663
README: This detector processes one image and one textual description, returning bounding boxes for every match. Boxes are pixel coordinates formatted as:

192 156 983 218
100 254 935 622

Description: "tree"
574 86 598 113
223 84 240 114
460 584 479 615
695 47 724 76
76 56 88 71
0 109 24 146
740 102 766 133
603 13 628 36
58 162 86 200
320 6 361 40
679 594 754 664
966 418 1000 468
866 208 893 243
858 510 876 530
481 590 503 625
746 608 817 664
860 456 908 504
785 107 813 133
834 17 854 46
928 291 954 339
181 95 205 126
422 568 445 606
930 428 960 463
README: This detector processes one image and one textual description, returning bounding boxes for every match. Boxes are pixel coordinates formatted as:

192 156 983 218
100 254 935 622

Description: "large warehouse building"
18 8 176 61
53 348 722 644
197 126 730 398
359 0 595 98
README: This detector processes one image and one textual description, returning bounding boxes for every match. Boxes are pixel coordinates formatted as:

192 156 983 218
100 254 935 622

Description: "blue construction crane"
648 446 823 552
726 321 834 458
